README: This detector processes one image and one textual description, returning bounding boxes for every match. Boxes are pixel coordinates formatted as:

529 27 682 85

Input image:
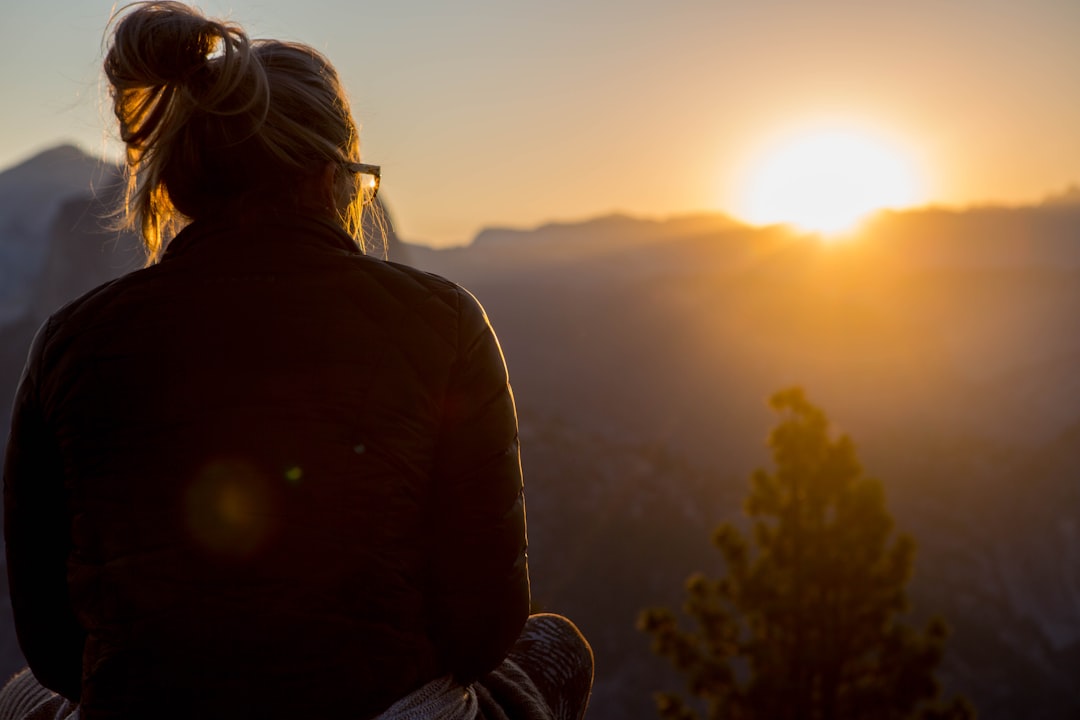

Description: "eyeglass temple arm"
343 162 380 179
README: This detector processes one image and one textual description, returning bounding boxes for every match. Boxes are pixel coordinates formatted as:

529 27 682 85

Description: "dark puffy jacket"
3 212 530 719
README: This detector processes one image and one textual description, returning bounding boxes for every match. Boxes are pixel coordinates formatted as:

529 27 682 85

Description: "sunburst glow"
738 126 923 235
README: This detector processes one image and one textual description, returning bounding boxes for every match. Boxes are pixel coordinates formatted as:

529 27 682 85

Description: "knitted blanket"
373 675 478 720
0 669 77 720
0 614 590 720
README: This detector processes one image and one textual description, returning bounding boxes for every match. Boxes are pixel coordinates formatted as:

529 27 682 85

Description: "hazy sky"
2 0 1079 245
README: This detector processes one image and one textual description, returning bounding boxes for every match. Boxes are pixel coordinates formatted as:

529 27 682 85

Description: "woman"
1 3 592 718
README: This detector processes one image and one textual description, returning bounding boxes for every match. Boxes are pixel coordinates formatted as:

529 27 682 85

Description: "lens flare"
185 458 275 557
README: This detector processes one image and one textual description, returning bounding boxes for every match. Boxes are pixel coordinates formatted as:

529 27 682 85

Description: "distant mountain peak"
0 143 119 205
1041 184 1080 207
2 142 107 176
26 142 94 164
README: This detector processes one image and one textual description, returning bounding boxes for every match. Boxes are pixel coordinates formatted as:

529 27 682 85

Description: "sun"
737 125 923 235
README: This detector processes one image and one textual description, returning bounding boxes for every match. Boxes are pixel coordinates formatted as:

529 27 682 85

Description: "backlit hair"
104 1 373 261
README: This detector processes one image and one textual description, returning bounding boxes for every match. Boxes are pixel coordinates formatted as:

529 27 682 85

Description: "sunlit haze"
738 123 924 235
2 0 1079 246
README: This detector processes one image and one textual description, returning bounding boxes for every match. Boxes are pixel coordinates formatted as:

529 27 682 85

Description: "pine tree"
638 388 974 720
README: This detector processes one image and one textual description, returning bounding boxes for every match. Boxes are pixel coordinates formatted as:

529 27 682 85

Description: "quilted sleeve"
3 319 85 701
427 287 530 683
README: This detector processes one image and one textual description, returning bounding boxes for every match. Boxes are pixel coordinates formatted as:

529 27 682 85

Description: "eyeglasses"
342 162 381 206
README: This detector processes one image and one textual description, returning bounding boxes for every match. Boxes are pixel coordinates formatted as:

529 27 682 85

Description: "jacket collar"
161 210 360 263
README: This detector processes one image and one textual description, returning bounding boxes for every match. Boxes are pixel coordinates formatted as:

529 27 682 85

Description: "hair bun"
104 2 367 260
105 2 236 88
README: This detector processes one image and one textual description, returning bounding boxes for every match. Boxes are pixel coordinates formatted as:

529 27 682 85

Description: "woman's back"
8 212 528 718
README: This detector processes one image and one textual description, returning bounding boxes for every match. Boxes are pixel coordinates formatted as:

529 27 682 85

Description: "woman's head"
104 1 372 260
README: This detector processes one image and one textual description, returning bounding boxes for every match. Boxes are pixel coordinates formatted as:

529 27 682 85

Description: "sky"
2 0 1079 246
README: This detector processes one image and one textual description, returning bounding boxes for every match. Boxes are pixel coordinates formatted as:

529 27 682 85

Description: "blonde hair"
104 1 374 261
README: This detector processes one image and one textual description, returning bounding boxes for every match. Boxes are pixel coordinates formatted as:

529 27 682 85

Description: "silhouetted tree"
638 388 974 720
